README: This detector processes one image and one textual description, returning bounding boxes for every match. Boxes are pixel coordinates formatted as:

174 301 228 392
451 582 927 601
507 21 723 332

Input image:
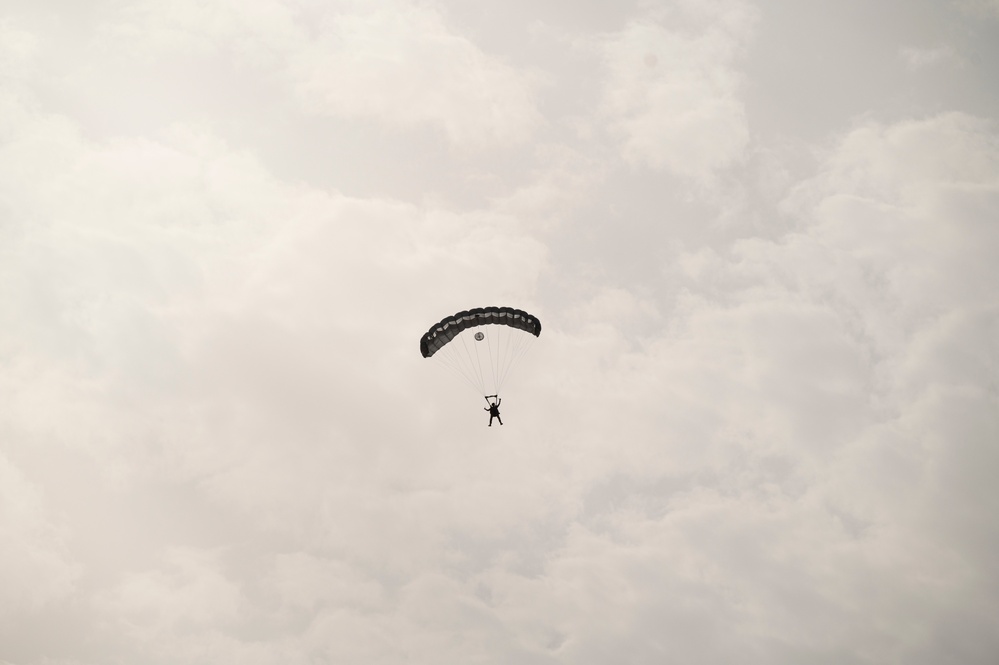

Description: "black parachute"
420 306 541 398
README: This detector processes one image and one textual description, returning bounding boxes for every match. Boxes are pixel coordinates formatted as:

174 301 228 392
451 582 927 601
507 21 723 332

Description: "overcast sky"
2 1 998 663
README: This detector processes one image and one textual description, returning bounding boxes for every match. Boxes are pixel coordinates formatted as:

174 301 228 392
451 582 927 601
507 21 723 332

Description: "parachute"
420 306 541 398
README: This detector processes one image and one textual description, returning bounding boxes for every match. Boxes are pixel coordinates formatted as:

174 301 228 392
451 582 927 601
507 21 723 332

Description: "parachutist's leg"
498 416 503 426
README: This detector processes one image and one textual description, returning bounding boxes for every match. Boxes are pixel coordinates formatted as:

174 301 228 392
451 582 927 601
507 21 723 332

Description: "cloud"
102 0 541 147
957 0 999 18
686 113 999 657
598 0 756 181
0 76 557 643
524 109 999 663
289 2 542 147
0 456 80 616
98 548 242 632
3 0 999 661
0 83 557 661
0 18 39 81
899 45 959 70
784 113 999 324
498 110 999 662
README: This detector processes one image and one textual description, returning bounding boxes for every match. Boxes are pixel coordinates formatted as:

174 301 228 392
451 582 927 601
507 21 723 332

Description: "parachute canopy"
420 306 541 398
420 306 541 358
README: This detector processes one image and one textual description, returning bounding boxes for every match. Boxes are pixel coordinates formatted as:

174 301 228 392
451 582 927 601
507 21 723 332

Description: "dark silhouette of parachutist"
484 397 502 426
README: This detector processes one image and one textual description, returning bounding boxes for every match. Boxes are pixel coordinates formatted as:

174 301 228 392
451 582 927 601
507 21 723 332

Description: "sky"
1 0 998 663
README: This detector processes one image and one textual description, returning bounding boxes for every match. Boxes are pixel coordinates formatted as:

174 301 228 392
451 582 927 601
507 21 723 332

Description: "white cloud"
104 0 301 64
900 45 959 70
491 143 606 226
0 101 549 664
102 0 541 147
98 548 242 631
785 113 999 325
0 18 39 81
0 80 554 613
271 553 383 611
0 456 80 616
3 0 999 661
498 109 999 662
957 0 999 18
598 0 756 181
290 2 542 147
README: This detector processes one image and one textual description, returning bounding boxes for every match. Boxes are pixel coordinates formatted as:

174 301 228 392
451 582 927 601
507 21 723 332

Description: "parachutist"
484 397 503 426
419 308 540 424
